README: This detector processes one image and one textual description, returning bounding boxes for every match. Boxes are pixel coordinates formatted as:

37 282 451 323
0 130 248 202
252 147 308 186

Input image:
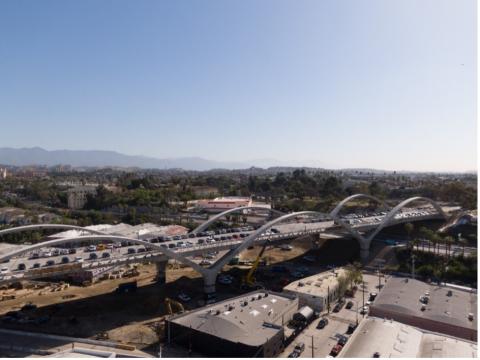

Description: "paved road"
279 273 383 358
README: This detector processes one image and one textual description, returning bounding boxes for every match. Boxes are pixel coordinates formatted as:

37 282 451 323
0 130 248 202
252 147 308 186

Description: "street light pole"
356 300 359 325
362 280 365 318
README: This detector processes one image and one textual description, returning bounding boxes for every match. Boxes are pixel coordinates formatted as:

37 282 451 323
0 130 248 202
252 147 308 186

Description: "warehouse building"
339 317 477 358
369 276 477 341
283 268 347 311
165 291 298 357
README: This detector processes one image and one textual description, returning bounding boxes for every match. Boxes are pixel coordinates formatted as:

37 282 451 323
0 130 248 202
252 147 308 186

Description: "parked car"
200 259 212 266
61 256 69 264
178 293 191 302
337 335 348 346
32 263 41 268
89 253 98 260
74 257 84 263
317 318 329 329
102 252 110 258
21 303 37 311
346 323 357 334
360 305 369 315
17 263 26 271
294 342 305 354
330 344 343 357
137 247 146 253
45 260 55 266
346 301 354 309
333 300 345 313
302 255 316 262
271 265 289 273
127 248 136 254
68 248 77 254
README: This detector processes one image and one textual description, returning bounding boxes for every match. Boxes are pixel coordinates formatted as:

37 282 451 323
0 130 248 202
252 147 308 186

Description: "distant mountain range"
0 147 300 171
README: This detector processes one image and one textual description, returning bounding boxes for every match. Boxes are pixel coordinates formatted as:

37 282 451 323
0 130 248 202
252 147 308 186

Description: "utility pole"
411 254 416 279
327 285 330 314
355 300 359 325
308 335 317 358
362 280 365 318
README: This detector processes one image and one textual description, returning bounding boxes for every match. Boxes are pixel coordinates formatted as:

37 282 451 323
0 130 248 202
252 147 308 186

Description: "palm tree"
419 227 432 253
411 238 420 253
444 236 454 259
457 234 468 258
404 223 414 249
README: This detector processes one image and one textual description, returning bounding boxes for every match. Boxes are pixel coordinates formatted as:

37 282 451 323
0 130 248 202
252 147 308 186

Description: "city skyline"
0 0 476 172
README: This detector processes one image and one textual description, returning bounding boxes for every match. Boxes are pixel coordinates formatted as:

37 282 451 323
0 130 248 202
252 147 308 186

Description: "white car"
75 257 84 263
0 267 9 274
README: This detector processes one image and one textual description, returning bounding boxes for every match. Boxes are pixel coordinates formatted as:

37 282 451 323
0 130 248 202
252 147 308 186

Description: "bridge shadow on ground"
0 275 205 341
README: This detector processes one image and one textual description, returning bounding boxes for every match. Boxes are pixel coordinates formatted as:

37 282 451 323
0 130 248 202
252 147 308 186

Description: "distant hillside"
0 147 300 171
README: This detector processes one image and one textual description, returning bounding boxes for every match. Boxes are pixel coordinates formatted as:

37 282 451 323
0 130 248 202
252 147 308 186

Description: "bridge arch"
329 193 388 219
0 224 106 237
192 206 284 234
365 196 447 244
0 234 206 274
208 211 324 272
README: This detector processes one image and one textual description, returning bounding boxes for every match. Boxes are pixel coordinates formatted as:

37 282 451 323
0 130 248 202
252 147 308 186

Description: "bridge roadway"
0 208 442 285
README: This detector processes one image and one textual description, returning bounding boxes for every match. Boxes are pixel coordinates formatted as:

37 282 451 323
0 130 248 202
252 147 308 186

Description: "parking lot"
279 273 383 358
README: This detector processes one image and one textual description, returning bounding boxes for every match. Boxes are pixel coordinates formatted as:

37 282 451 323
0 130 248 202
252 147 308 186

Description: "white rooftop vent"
250 310 260 317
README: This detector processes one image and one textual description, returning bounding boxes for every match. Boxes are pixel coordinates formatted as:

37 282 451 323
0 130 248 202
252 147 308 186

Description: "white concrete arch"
208 211 323 272
192 206 284 234
365 196 447 243
0 235 205 274
0 224 106 237
329 193 388 218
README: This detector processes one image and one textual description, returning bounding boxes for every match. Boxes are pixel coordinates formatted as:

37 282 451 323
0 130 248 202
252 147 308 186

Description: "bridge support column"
155 260 168 284
202 271 218 301
359 242 370 263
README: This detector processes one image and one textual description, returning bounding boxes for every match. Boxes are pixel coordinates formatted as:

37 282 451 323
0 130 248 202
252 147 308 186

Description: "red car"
330 344 343 357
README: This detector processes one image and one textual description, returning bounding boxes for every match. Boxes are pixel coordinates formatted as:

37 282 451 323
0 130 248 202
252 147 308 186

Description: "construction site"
0 234 363 357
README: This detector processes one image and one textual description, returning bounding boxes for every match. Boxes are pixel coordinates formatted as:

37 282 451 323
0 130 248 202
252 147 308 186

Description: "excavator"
165 297 185 315
241 240 271 290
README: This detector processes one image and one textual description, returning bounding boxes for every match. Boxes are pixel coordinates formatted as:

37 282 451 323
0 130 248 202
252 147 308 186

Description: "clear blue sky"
0 0 476 172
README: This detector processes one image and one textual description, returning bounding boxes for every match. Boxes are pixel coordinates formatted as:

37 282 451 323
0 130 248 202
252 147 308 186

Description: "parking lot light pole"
362 281 365 318
355 300 359 325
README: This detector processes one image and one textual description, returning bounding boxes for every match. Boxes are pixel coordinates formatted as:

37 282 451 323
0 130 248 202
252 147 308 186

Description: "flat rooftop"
339 317 477 358
283 268 347 298
50 223 188 240
168 291 297 346
371 277 477 330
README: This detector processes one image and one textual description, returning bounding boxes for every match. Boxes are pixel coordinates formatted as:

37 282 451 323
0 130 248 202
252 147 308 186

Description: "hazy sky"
0 0 476 171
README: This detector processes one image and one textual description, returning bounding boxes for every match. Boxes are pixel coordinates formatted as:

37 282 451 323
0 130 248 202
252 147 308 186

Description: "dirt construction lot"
0 236 360 354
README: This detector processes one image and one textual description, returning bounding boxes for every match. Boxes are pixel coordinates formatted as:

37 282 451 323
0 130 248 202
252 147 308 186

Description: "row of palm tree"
404 223 468 259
